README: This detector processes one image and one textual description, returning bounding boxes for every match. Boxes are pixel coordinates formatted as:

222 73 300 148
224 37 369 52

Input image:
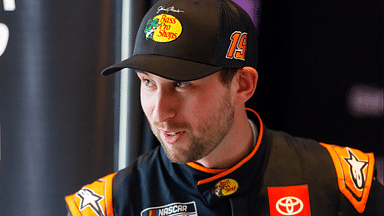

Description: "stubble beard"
151 91 235 164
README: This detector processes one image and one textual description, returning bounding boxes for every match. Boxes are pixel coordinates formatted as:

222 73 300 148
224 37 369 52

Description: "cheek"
189 94 218 118
140 91 153 118
191 88 232 119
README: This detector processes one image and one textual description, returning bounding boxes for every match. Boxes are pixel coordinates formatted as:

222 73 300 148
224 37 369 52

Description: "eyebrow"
136 71 188 83
135 70 148 75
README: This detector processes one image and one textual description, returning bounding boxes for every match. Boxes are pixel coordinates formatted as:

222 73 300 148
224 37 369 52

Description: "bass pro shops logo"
141 201 198 216
144 14 182 43
144 18 161 40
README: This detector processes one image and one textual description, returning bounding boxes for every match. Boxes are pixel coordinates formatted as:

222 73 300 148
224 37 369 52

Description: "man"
66 0 383 215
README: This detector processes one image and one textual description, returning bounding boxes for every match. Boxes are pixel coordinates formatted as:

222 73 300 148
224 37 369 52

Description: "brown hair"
219 68 239 88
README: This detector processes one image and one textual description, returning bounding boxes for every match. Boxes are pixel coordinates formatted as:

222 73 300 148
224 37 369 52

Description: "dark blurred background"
0 0 382 214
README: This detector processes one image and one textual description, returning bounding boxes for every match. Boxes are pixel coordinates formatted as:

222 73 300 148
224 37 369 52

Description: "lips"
160 130 185 144
166 132 180 136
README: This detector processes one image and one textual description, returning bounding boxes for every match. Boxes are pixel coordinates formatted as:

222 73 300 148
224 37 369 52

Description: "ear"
232 67 258 104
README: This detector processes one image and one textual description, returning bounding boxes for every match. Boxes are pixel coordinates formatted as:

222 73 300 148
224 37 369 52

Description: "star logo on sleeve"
343 149 369 190
76 188 105 216
321 143 375 213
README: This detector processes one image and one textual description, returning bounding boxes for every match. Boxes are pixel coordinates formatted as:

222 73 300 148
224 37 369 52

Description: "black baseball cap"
101 0 260 81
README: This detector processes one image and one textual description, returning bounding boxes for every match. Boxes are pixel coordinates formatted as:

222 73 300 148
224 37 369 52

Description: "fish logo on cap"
144 14 182 43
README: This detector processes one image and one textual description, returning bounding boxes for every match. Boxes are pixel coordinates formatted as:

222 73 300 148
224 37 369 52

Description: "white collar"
248 119 258 147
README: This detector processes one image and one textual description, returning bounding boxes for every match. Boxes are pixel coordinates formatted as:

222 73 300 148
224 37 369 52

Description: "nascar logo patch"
141 201 198 216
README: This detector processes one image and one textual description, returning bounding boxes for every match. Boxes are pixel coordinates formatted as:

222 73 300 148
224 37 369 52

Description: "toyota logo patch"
268 185 311 216
276 196 304 215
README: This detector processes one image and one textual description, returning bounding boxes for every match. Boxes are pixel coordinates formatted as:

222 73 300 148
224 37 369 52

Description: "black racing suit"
66 109 383 216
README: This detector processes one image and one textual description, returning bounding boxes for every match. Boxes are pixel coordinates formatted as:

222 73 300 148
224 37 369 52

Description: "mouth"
166 132 181 136
160 130 185 144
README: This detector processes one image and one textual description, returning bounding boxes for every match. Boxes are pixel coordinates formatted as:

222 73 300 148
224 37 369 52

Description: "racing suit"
66 108 383 216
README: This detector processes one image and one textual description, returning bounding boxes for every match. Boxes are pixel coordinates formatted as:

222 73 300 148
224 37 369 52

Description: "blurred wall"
0 1 116 214
246 0 383 156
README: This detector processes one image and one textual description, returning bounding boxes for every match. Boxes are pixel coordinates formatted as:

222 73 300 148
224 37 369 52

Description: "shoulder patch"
65 173 116 216
321 143 375 213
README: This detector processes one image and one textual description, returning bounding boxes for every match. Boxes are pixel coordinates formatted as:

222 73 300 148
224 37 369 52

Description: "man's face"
137 71 235 164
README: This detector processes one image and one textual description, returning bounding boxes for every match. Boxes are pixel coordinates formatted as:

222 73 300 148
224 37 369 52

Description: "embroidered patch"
65 173 115 216
343 149 369 190
144 14 182 43
77 188 105 216
268 185 311 216
140 201 198 216
321 143 375 213
144 18 161 40
213 179 239 197
226 31 247 61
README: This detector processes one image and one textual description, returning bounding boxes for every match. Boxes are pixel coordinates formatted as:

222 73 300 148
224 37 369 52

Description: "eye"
143 78 154 87
175 81 188 88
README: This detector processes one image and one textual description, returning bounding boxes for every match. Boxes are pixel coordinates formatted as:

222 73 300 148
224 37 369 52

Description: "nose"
152 88 177 123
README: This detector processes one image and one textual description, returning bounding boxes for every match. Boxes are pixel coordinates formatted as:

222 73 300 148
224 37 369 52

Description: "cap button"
212 179 239 197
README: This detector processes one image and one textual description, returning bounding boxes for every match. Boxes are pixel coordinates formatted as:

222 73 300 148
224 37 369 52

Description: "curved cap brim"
101 54 223 81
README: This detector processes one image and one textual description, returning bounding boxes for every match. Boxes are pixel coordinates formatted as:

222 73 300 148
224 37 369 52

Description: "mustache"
151 121 191 130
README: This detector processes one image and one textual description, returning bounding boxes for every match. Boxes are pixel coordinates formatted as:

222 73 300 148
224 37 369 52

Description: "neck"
195 108 255 169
